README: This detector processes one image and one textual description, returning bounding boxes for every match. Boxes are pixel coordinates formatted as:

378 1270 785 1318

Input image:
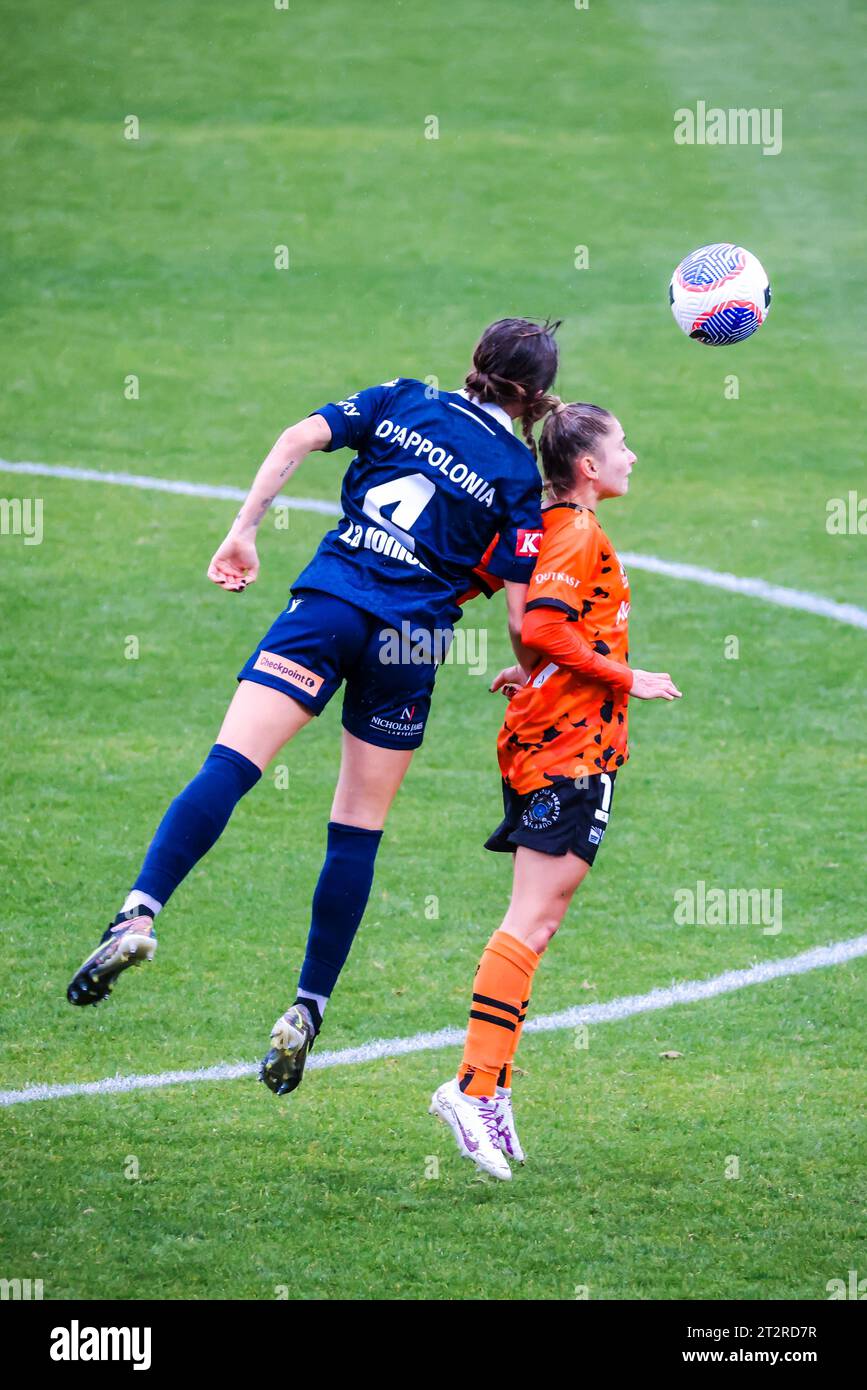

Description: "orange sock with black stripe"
457 929 541 1098
497 1004 529 1091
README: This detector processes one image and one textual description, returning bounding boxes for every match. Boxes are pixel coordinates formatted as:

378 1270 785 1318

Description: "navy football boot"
259 1003 317 1096
66 908 157 1006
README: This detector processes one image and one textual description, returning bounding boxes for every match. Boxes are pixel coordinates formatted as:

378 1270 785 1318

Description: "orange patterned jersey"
498 503 631 793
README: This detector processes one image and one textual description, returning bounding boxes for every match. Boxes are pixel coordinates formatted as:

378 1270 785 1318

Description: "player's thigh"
331 614 439 827
340 612 441 757
501 845 591 947
227 589 371 769
330 729 414 830
217 679 313 770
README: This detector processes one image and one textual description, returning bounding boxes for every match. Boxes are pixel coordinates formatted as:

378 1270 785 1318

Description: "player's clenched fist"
490 664 529 698
629 669 682 701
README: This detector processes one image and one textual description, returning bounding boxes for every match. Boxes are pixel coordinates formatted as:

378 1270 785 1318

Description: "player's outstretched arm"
521 606 682 701
207 414 333 591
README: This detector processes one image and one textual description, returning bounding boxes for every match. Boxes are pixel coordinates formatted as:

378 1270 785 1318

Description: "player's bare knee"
528 922 559 955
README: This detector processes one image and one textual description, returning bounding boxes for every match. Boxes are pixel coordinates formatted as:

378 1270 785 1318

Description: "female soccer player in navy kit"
67 318 561 1097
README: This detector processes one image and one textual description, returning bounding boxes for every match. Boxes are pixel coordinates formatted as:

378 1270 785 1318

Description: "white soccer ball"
669 243 771 345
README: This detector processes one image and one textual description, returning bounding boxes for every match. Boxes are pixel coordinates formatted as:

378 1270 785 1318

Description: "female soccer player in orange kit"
430 402 682 1179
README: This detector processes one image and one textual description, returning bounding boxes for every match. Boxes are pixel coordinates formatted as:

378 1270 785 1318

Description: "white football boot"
495 1086 526 1163
429 1078 512 1181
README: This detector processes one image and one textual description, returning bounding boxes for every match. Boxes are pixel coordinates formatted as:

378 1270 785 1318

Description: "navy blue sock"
132 743 261 906
297 821 383 1001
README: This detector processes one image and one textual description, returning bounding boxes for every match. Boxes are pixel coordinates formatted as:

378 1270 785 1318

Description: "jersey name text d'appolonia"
292 379 544 626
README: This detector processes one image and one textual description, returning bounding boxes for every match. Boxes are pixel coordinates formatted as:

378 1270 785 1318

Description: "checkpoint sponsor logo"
515 528 543 557
521 789 561 831
253 650 324 695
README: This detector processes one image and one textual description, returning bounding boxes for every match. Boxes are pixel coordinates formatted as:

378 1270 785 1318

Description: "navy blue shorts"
237 588 445 750
485 772 617 865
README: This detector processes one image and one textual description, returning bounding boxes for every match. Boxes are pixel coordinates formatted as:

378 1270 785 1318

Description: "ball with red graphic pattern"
669 243 771 345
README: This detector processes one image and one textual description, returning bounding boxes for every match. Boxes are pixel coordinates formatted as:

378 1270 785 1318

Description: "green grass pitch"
0 0 864 1300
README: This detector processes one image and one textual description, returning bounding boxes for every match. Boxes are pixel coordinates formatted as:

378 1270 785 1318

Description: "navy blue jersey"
291 378 543 626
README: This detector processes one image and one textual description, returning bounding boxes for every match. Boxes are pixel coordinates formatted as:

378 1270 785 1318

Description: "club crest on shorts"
522 789 561 831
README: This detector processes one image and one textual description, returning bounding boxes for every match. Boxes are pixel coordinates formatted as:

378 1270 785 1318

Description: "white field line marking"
618 550 867 631
2 933 864 1108
0 459 340 516
2 458 865 629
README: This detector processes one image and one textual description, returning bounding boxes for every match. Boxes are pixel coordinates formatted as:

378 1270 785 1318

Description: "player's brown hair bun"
465 317 562 458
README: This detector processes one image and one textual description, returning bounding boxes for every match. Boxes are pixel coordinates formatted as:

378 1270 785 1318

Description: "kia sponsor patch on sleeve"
516 529 543 557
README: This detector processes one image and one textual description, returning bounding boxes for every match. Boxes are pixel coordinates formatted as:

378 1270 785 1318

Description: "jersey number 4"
361 473 436 553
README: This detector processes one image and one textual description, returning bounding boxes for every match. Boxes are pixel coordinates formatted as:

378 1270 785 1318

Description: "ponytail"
519 389 563 459
464 317 562 458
